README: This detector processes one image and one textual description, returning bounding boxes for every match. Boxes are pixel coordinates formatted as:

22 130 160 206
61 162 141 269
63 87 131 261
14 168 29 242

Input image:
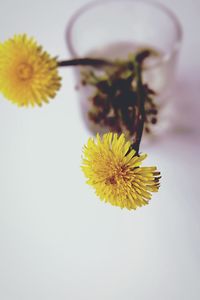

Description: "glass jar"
67 0 182 139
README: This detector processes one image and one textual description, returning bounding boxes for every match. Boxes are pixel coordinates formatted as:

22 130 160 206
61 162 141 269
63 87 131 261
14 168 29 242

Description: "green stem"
57 58 113 68
131 59 146 155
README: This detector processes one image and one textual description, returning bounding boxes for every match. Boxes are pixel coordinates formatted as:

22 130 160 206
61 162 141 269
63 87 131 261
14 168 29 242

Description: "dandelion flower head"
0 34 61 106
82 133 161 210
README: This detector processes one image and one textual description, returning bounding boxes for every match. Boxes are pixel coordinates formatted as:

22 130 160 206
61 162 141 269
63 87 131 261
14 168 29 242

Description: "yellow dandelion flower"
81 133 161 210
0 34 61 106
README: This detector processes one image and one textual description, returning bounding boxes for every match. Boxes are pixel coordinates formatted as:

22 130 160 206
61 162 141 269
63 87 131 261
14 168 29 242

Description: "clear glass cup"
66 0 182 138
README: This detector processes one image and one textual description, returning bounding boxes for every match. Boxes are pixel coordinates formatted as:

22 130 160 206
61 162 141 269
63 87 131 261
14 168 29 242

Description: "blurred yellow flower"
0 34 61 106
82 133 161 210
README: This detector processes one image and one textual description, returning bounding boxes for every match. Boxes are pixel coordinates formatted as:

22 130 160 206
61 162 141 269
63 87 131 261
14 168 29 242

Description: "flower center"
105 165 128 185
106 176 117 185
17 63 33 81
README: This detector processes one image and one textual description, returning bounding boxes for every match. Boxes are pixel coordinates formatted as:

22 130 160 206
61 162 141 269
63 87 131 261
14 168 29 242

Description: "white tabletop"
0 1 199 299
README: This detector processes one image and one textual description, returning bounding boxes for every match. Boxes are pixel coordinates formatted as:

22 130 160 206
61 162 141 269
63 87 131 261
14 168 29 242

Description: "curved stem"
57 58 113 68
58 56 145 155
131 60 146 155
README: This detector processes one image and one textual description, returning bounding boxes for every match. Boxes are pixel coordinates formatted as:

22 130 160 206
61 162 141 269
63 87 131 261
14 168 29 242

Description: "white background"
0 0 200 299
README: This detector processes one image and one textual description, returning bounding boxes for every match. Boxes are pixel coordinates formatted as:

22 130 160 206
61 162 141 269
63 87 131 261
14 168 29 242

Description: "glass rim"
66 0 183 68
